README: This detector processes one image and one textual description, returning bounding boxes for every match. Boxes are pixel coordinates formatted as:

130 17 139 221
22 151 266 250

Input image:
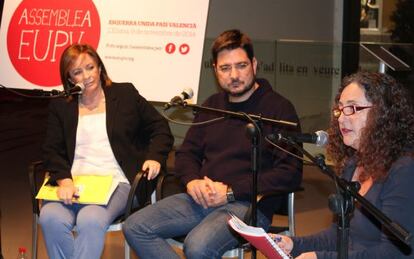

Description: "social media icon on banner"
179 44 190 55
165 43 176 54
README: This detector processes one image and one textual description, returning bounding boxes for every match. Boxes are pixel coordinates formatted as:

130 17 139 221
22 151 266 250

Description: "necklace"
79 89 104 111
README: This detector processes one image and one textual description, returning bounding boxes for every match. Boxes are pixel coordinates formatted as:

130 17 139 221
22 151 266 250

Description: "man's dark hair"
211 29 254 64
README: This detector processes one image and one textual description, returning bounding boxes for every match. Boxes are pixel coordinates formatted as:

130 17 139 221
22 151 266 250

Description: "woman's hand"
268 234 317 259
56 178 78 205
268 233 294 254
296 252 317 259
142 160 161 180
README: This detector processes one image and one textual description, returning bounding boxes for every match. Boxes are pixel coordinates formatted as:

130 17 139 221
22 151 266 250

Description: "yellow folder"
36 175 118 205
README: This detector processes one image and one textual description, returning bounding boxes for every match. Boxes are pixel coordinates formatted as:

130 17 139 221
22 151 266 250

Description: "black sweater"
175 78 303 218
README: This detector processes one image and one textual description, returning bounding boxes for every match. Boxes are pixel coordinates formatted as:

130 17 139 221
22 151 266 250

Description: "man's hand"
186 176 228 208
206 178 227 207
142 160 161 180
187 178 214 208
57 178 78 205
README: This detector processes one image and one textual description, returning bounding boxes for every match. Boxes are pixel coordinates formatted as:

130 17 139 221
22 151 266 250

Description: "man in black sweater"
123 29 303 259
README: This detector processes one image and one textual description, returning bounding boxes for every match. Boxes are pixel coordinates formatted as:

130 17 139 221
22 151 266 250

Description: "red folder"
227 214 291 259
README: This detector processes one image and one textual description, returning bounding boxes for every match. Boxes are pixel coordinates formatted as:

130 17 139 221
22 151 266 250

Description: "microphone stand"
169 101 297 127
279 137 412 259
174 101 297 259
0 86 78 99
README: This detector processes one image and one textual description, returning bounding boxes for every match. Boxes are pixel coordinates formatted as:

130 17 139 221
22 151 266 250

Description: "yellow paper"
36 175 117 205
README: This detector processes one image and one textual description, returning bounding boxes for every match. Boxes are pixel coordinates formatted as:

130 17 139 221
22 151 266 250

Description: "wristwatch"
226 186 235 203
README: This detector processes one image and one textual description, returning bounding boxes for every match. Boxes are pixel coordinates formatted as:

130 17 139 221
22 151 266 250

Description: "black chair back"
155 173 186 201
124 171 157 218
28 161 47 216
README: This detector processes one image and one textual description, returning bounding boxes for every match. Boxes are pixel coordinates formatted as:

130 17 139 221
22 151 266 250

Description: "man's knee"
123 212 149 238
122 216 137 238
183 238 208 259
183 236 221 259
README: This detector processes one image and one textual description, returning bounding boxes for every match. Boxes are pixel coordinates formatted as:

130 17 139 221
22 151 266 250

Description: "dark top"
175 78 303 218
292 154 414 258
42 82 174 184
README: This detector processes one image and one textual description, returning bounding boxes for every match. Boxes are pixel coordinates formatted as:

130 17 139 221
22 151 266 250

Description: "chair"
0 208 3 259
28 161 155 259
255 190 300 237
155 173 301 258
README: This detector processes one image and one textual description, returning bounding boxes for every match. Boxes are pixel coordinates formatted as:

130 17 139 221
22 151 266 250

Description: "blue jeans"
123 193 271 259
39 183 130 259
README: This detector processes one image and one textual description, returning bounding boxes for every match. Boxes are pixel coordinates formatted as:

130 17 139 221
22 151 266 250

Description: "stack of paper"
36 175 118 205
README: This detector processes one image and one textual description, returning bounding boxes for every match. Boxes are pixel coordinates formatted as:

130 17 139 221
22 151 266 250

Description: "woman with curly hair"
273 72 414 258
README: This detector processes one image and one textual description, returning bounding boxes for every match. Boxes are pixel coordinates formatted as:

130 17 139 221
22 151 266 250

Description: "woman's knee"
76 214 108 233
76 205 114 231
39 203 73 228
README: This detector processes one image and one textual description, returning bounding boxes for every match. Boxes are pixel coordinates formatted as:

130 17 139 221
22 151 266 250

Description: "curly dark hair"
327 72 414 181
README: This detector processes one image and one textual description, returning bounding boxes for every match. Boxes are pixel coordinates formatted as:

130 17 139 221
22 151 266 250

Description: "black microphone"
268 130 328 147
64 83 85 96
164 88 194 110
30 83 85 97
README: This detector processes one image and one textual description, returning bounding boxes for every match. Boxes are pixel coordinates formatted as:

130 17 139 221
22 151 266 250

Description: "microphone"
164 88 194 110
64 83 85 96
268 130 328 147
29 83 85 98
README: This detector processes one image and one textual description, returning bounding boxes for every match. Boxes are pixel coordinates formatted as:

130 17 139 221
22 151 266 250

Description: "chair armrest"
242 187 304 225
124 171 156 219
155 172 186 201
155 172 169 201
257 187 304 204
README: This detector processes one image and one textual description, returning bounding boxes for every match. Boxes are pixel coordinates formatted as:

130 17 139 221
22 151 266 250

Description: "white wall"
206 0 337 41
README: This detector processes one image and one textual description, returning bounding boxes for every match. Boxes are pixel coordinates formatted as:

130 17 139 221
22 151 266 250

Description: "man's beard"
225 76 256 97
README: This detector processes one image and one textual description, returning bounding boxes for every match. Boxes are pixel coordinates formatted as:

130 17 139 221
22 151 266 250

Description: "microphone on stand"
64 83 85 96
26 83 85 98
45 83 85 97
268 130 329 147
164 88 194 110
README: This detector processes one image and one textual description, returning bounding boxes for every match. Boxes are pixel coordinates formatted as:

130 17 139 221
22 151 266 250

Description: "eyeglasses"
332 105 372 118
217 62 250 74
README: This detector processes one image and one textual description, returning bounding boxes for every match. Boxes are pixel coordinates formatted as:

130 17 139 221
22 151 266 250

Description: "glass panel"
274 40 341 133
156 39 414 150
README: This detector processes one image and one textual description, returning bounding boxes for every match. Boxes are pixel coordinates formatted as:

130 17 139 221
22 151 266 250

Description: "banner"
0 0 210 102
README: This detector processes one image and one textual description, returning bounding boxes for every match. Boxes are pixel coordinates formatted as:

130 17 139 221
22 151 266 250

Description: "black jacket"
43 82 174 184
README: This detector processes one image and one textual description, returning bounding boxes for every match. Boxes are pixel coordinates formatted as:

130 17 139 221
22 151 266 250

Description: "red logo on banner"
179 44 190 55
165 43 176 54
7 0 101 87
